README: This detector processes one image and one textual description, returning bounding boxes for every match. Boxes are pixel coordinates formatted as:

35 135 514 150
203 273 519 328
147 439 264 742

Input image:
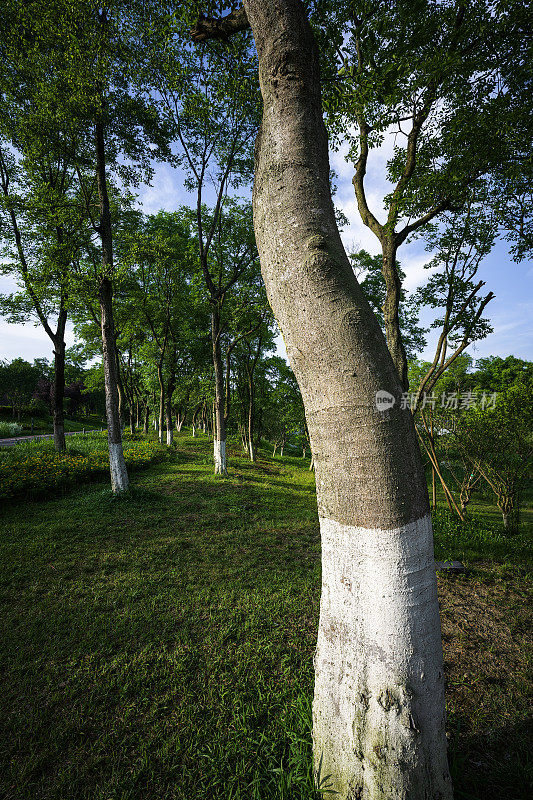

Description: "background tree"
0 358 42 420
452 384 533 530
314 0 531 387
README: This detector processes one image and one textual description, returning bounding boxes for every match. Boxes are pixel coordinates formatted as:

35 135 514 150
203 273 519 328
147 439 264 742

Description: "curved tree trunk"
243 2 451 797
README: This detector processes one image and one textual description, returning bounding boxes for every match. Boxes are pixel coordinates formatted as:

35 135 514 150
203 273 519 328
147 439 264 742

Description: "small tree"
453 385 533 530
0 358 42 419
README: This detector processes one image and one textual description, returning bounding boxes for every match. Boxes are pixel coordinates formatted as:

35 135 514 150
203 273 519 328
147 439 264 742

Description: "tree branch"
191 8 250 42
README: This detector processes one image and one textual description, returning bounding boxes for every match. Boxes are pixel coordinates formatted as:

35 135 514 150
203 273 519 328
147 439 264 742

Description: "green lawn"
0 435 531 799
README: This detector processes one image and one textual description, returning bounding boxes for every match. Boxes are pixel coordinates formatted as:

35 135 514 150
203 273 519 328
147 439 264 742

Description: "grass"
0 433 531 799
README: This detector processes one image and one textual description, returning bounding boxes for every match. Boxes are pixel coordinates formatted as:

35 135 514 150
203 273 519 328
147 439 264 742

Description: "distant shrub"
0 421 22 436
0 433 168 501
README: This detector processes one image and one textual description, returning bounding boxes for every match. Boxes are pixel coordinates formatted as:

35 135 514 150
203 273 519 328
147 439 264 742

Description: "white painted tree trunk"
313 514 449 797
192 423 196 437
166 428 173 446
108 441 129 494
214 439 226 474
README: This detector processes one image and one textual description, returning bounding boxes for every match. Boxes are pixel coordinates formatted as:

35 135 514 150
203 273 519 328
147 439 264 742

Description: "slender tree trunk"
143 404 149 435
157 361 165 445
430 414 437 508
382 240 409 389
95 117 128 494
248 370 255 461
99 278 129 493
165 397 173 446
51 315 67 452
242 3 451 797
212 308 227 474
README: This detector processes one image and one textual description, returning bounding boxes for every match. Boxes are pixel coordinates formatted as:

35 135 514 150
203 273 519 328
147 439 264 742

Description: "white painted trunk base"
108 442 129 493
214 439 226 474
166 429 173 446
192 424 196 437
313 514 451 799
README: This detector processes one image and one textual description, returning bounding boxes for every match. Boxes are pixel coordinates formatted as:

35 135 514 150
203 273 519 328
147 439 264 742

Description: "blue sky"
1 130 532 366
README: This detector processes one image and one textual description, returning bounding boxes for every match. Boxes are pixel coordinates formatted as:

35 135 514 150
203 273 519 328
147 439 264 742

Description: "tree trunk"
116 368 125 429
165 397 173 446
247 370 255 462
52 320 67 452
212 308 227 474
143 404 150 435
157 361 165 445
95 116 128 494
99 278 129 493
382 240 409 389
243 2 451 797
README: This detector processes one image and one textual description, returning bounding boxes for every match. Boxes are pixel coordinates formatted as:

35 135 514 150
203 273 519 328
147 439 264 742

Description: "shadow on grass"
449 717 532 800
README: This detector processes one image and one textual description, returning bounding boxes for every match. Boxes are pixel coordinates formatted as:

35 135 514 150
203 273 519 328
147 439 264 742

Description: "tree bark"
240 2 451 797
51 312 67 452
95 117 129 494
212 308 227 473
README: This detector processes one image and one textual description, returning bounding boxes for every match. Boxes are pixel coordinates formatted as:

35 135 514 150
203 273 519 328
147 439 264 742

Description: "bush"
0 421 23 437
0 432 168 501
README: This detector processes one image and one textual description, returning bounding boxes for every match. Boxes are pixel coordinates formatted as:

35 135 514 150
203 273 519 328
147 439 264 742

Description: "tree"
0 358 42 419
0 121 87 451
148 10 260 471
314 0 531 387
2 0 173 491
184 201 265 473
192 4 451 798
453 384 533 530
118 209 200 444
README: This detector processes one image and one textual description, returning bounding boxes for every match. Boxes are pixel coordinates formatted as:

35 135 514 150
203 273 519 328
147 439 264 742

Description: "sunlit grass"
0 433 530 799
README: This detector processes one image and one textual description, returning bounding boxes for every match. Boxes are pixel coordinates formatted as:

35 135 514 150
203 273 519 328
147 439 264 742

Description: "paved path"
0 430 103 448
